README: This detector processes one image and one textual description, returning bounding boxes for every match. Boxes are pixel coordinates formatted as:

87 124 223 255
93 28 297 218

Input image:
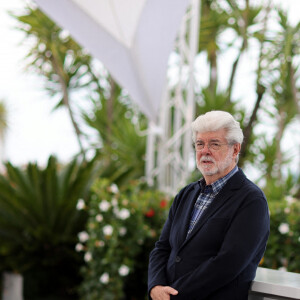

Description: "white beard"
197 151 233 176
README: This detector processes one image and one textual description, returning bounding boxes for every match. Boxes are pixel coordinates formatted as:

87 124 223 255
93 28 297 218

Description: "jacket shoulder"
176 181 199 198
229 169 268 203
171 181 199 208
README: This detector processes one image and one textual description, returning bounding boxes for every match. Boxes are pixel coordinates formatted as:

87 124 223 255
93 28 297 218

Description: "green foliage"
195 86 240 114
0 156 100 298
78 179 170 300
14 5 148 183
199 0 228 57
259 172 300 273
6 2 300 297
13 6 93 102
13 5 104 154
261 198 300 273
84 88 147 186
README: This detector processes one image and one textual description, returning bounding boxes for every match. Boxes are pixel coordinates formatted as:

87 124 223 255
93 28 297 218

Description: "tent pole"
145 0 200 195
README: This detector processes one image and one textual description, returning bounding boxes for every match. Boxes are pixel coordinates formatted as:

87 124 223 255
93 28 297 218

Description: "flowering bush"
76 179 300 300
77 179 170 300
261 197 300 273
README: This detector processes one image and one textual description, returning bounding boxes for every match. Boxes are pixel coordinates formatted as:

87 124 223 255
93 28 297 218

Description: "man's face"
195 129 240 184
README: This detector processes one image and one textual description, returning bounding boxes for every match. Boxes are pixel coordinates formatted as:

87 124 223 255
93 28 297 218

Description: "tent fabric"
35 0 191 120
73 0 146 48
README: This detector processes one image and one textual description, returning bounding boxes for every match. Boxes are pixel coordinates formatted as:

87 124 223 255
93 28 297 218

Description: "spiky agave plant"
0 155 100 298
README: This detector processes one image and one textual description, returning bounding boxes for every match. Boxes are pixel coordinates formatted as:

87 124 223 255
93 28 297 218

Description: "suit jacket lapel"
176 183 201 246
181 169 246 246
184 189 232 243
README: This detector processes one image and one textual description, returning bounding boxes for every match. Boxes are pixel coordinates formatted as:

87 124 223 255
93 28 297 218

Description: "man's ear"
233 143 241 158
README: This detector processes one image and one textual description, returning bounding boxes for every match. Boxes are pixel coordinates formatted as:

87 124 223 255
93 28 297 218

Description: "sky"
0 0 299 169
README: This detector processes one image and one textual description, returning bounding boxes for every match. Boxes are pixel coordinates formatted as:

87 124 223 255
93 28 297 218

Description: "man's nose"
201 144 212 152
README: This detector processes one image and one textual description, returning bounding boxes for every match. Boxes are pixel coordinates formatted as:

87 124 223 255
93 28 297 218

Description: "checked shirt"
187 166 238 237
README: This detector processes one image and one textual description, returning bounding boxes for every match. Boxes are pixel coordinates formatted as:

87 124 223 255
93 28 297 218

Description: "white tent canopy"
35 0 191 120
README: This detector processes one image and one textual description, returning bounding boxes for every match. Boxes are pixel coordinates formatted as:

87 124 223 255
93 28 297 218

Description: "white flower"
84 252 92 262
75 243 84 252
118 265 130 276
99 200 110 212
95 214 103 222
103 225 113 236
278 223 289 234
278 267 287 272
99 273 109 284
119 227 127 236
298 236 300 243
110 183 119 194
76 199 85 210
118 208 130 220
78 231 89 242
285 195 296 205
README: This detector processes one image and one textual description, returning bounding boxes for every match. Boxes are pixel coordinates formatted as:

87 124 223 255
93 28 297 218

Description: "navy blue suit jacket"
148 168 270 300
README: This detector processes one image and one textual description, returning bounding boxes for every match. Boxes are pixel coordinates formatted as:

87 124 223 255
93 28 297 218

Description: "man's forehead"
196 138 222 142
196 129 226 139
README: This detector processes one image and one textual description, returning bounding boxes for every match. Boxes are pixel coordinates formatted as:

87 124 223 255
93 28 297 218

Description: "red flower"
160 199 168 208
145 208 155 218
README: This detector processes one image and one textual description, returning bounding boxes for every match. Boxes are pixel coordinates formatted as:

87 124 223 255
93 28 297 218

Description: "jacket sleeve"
147 185 190 297
171 191 270 299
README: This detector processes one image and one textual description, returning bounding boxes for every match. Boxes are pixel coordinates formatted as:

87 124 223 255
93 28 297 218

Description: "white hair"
191 110 244 144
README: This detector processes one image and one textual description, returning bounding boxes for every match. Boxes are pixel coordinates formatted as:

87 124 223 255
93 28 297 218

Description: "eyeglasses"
194 141 230 151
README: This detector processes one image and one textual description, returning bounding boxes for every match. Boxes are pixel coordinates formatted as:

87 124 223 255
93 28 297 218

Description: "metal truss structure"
145 0 200 195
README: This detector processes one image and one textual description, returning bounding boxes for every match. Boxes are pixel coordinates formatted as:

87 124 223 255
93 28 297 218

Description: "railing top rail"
250 267 300 299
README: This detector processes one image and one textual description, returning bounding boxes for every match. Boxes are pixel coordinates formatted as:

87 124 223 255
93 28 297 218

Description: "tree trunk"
50 55 85 158
106 76 116 146
239 84 265 166
290 65 300 178
275 110 286 180
227 39 247 104
209 51 217 94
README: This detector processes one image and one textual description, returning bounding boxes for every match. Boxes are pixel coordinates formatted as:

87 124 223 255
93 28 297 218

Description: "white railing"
249 267 300 300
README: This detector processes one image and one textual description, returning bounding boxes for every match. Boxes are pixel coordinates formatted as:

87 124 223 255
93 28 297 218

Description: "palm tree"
260 8 300 180
197 0 267 166
13 6 96 157
83 79 147 186
13 4 148 187
198 0 229 94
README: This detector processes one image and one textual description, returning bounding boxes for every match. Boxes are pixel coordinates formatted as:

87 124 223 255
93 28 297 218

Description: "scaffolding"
146 0 200 195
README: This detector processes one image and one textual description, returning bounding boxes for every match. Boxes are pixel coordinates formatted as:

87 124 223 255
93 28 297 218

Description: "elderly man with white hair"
148 110 270 300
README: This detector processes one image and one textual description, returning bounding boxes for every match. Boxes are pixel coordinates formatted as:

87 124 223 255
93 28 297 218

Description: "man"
148 110 270 300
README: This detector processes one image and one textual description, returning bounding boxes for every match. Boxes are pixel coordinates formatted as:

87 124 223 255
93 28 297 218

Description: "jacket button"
175 256 181 263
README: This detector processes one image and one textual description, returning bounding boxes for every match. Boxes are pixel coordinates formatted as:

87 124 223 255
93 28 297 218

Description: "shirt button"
175 256 181 263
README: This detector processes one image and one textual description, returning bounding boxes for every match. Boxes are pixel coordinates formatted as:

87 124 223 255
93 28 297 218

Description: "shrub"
0 156 100 299
261 197 300 273
78 179 300 300
78 179 170 300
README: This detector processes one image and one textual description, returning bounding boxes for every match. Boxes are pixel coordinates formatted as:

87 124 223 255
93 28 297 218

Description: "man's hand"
150 285 178 300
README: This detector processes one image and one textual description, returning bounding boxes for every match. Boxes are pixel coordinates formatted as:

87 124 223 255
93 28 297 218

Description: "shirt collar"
199 166 238 194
